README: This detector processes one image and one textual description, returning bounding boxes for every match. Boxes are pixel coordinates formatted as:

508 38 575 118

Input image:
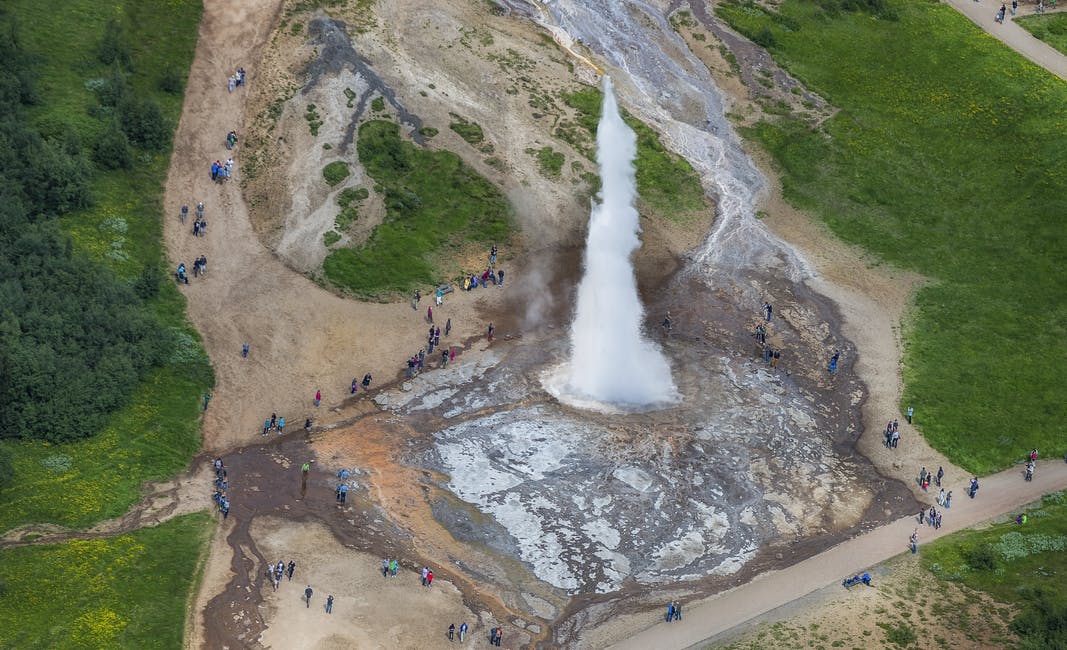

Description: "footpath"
945 0 1067 80
609 459 1067 649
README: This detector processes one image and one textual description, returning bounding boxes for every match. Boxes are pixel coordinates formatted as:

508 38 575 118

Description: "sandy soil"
252 517 483 649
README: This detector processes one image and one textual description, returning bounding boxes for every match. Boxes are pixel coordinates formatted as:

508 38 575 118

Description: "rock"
373 394 390 407
402 382 413 392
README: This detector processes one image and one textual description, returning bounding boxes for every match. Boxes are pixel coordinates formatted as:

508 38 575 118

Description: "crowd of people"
212 457 231 520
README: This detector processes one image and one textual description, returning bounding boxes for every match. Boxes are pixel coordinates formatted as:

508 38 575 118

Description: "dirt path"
946 0 1067 79
163 0 501 457
596 459 1067 649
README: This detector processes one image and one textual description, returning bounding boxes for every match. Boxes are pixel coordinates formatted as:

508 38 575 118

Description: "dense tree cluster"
0 19 166 442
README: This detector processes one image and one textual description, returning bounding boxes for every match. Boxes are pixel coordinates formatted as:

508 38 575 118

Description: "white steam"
548 77 676 409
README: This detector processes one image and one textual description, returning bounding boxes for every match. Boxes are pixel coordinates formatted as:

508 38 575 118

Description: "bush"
96 19 132 68
133 264 162 300
753 26 777 48
0 446 12 489
118 96 169 150
965 542 998 571
93 120 132 170
157 69 183 94
322 161 350 186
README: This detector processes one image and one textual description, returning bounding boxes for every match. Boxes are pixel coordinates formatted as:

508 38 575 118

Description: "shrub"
965 542 998 571
118 96 169 150
0 446 12 489
323 230 341 246
370 96 385 112
157 69 183 94
322 161 350 186
96 19 132 68
93 120 133 170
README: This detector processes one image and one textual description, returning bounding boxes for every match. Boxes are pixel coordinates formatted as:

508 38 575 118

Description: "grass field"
323 119 514 298
0 513 214 649
1016 13 1067 55
922 491 1067 648
716 0 1067 473
0 0 212 532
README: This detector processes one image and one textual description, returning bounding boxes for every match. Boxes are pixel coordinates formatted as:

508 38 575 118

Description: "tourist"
945 491 952 508
382 559 389 578
436 287 444 306
445 318 452 336
263 419 270 436
995 3 1006 22
665 602 675 622
449 623 455 641
412 289 421 310
969 477 979 499
362 373 372 389
421 566 428 586
287 560 295 581
459 622 468 641
181 204 188 224
909 529 919 554
242 343 250 358
390 559 398 576
764 302 772 321
490 244 498 265
305 585 313 608
427 305 433 323
919 467 927 486
326 595 334 614
427 570 433 588
1012 0 1018 14
277 416 285 434
304 418 312 432
314 390 321 407
906 406 914 424
673 602 682 621
487 323 494 342
498 268 504 286
936 466 944 487
937 487 946 506
891 429 900 448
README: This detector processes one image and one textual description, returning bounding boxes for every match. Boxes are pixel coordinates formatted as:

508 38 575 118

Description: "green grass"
323 120 514 298
716 0 1067 473
923 492 1067 647
0 0 212 531
370 95 385 112
448 113 485 144
0 513 214 649
323 230 341 247
1016 13 1067 55
527 145 565 178
322 161 350 186
560 88 707 221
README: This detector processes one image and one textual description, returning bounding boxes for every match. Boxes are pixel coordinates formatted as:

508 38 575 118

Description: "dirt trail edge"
600 460 1067 650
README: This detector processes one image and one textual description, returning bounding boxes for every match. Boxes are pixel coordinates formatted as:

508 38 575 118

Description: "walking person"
436 287 444 306
665 602 675 622
1012 0 1018 14
427 305 433 323
445 318 452 336
326 595 334 614
287 560 295 581
277 416 285 434
969 477 979 498
426 569 434 588
412 289 421 310
421 566 428 586
362 373 372 389
242 343 250 358
919 467 927 487
906 406 914 424
448 623 455 641
314 390 321 407
459 622 468 641
487 323 494 342
305 585 313 608
909 528 919 554
763 302 772 321
936 466 944 487
995 3 1006 22
945 491 953 508
937 487 946 506
673 602 682 621
181 204 188 224
263 419 271 436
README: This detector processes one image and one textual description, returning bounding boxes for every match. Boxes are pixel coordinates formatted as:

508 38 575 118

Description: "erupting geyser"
549 76 677 409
